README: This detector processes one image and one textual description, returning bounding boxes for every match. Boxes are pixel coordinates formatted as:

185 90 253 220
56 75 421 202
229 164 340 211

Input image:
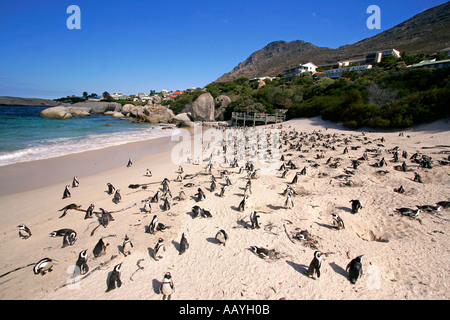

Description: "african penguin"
62 231 77 248
93 238 107 258
106 263 122 292
306 251 324 279
250 211 260 229
18 224 32 239
33 258 54 276
215 229 228 246
332 213 345 230
62 185 71 199
72 176 79 188
154 238 165 261
346 255 363 284
122 235 133 256
75 250 89 275
106 183 115 195
350 199 362 214
179 233 189 255
84 204 95 219
160 272 175 300
148 215 158 234
113 189 122 204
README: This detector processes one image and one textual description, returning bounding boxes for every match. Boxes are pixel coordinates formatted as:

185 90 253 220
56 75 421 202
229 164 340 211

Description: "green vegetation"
193 55 450 129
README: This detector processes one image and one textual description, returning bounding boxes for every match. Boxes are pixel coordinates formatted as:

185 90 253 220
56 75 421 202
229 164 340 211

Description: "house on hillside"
321 64 373 79
283 62 317 80
408 58 450 69
111 92 128 100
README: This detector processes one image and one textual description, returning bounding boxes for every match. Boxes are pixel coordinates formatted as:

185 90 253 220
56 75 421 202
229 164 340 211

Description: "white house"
322 64 372 79
283 62 317 80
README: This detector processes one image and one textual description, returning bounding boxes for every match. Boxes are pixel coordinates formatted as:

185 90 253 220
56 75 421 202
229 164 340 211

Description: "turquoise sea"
0 106 173 166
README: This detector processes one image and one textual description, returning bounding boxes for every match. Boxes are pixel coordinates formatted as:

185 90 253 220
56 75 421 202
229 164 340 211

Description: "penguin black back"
346 255 363 284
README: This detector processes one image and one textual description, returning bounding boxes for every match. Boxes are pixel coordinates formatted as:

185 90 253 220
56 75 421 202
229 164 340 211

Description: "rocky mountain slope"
216 1 450 82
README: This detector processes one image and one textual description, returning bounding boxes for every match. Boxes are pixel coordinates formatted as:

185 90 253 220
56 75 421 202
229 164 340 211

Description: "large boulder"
172 112 193 123
191 93 215 121
144 105 175 123
214 95 231 121
40 106 72 119
70 101 121 114
66 106 92 117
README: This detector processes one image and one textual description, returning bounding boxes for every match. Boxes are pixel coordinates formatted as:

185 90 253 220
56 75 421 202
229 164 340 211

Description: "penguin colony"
8 124 450 300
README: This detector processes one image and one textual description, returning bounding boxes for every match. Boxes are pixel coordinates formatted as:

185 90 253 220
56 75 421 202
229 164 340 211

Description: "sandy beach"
0 117 449 301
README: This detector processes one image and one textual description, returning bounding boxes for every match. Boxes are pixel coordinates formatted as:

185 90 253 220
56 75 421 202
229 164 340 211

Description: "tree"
82 91 88 98
102 91 110 99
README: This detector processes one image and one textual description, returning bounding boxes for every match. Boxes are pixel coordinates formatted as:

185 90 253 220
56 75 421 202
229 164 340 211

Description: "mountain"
215 1 450 82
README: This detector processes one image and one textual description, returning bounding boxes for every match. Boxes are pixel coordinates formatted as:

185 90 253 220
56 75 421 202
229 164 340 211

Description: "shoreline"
0 134 179 196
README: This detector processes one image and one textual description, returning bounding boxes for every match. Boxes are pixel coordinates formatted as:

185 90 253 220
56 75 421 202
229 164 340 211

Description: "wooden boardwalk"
231 112 286 126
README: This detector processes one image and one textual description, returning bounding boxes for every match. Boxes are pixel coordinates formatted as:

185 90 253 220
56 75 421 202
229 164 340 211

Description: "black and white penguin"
195 188 206 202
93 238 107 258
219 185 227 197
179 233 189 255
177 190 186 201
62 230 77 248
192 205 202 219
154 238 165 261
350 199 363 214
250 246 279 260
106 183 115 195
72 176 79 188
291 173 299 184
225 175 232 186
142 199 151 214
49 228 76 237
122 234 133 256
62 185 71 199
106 263 122 292
151 191 161 203
332 213 345 230
145 169 152 177
84 204 95 219
285 192 294 209
18 224 32 239
346 255 363 284
33 258 54 276
210 180 216 192
159 272 175 300
113 189 122 204
75 250 89 275
250 211 260 229
201 208 212 218
395 207 420 217
148 215 158 234
215 229 228 246
238 195 249 212
306 251 324 279
100 208 114 228
162 197 171 211
413 172 423 183
127 158 133 167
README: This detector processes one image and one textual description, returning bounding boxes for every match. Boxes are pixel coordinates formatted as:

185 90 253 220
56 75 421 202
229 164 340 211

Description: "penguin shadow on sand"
151 278 162 295
171 239 181 252
236 218 252 229
315 221 338 230
328 262 348 279
336 206 353 214
206 237 221 245
266 204 286 210
147 247 157 260
285 260 309 277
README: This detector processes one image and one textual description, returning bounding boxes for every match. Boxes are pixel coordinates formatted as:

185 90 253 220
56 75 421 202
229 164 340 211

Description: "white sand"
0 117 449 300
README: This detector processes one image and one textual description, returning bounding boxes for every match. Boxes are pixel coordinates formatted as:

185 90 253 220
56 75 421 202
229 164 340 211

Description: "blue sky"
0 0 447 99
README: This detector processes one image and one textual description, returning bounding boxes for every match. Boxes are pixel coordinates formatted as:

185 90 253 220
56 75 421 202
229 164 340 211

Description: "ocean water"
0 106 174 167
